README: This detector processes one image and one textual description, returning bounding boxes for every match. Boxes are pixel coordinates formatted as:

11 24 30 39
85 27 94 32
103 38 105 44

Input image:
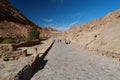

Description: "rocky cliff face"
0 0 36 26
0 0 58 38
63 9 120 54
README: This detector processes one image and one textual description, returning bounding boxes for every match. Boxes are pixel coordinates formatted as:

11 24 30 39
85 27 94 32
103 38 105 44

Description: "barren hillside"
63 9 120 54
0 0 59 38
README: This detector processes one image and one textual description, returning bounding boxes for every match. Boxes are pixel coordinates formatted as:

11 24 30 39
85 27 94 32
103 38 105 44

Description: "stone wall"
9 49 27 60
0 44 17 60
0 44 16 52
0 49 27 61
14 41 54 80
0 40 40 61
16 40 40 48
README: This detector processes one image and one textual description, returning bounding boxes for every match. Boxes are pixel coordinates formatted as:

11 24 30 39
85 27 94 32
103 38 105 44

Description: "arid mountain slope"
0 0 58 38
0 0 36 26
63 9 120 54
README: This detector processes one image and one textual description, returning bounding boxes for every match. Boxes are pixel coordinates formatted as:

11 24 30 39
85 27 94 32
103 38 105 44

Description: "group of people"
57 39 62 43
53 39 71 44
65 39 71 44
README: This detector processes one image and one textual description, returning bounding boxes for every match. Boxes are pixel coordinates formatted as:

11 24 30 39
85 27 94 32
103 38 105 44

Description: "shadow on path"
37 60 48 70
31 59 48 78
30 42 55 79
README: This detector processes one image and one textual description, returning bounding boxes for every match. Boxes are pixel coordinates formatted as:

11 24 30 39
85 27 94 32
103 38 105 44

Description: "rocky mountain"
0 0 58 38
42 27 62 38
0 0 36 26
63 9 120 54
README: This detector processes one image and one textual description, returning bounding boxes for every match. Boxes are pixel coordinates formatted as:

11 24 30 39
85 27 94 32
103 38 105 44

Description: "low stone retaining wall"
1 49 27 61
16 40 40 48
0 40 40 53
14 41 54 80
0 44 27 61
0 44 16 52
0 40 41 61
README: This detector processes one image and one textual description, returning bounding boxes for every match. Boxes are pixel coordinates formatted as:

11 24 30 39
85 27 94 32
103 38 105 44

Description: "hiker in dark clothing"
69 40 71 44
65 40 68 44
64 39 71 44
60 40 62 43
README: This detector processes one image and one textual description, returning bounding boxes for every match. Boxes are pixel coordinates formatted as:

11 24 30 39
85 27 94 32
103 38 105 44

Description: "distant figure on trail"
65 39 67 44
65 39 68 44
69 40 71 44
58 39 62 43
60 40 62 43
68 40 71 44
65 39 71 44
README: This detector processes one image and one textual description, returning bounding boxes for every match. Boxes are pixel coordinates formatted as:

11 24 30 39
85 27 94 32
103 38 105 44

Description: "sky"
10 0 120 31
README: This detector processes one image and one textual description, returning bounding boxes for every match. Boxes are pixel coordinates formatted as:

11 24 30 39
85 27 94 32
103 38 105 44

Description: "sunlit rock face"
0 0 33 25
0 0 36 38
63 9 120 54
0 0 59 38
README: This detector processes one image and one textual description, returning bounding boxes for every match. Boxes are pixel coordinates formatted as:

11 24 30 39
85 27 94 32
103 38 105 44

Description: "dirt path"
31 42 120 80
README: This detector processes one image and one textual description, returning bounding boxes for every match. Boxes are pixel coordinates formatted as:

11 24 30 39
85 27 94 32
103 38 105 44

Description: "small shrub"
28 27 40 41
39 37 49 41
16 37 26 43
0 39 16 44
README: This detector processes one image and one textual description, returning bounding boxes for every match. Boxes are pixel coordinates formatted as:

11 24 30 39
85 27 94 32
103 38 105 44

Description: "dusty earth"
0 40 52 80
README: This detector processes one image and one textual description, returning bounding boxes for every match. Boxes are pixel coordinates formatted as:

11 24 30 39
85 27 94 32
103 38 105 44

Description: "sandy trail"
31 42 120 80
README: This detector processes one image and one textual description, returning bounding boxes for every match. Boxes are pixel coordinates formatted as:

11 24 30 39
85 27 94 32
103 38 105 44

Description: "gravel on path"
31 42 120 80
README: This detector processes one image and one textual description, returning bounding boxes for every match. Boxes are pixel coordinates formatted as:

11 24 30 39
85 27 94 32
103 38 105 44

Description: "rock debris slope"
63 9 120 54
